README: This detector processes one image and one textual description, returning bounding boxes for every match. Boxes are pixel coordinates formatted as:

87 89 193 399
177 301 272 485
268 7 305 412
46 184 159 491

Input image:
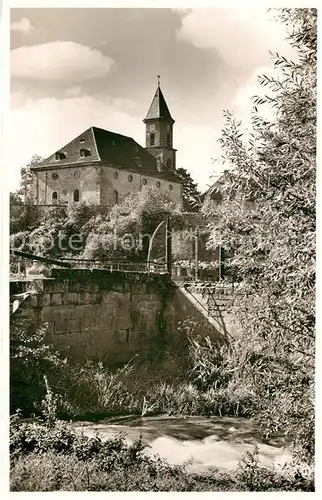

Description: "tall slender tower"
143 78 176 171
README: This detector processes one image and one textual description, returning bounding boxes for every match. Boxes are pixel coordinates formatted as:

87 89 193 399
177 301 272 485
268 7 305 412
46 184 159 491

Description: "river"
72 415 291 473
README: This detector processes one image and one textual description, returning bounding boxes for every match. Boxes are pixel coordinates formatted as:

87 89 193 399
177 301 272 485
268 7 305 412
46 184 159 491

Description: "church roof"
31 126 180 183
143 86 174 123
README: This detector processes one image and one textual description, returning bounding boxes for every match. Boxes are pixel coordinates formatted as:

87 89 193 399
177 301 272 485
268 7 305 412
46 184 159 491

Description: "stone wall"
99 164 181 205
33 165 101 206
31 162 181 207
172 286 226 340
28 270 175 364
11 270 226 365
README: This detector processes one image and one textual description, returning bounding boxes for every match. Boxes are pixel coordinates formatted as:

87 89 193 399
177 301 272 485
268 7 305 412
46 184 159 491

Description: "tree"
82 187 181 261
12 187 181 263
10 155 43 206
205 9 316 463
176 167 202 212
10 318 64 415
10 156 44 236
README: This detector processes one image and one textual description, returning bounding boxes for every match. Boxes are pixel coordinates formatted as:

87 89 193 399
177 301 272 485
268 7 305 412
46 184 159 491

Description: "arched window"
52 191 58 204
114 190 119 204
150 133 155 146
167 134 171 147
167 159 172 169
73 189 80 202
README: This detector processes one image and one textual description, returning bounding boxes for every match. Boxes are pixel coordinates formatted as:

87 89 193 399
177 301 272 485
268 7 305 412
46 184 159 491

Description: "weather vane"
157 74 160 87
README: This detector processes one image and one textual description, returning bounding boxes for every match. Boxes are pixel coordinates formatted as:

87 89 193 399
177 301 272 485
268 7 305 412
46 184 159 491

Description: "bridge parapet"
10 269 230 365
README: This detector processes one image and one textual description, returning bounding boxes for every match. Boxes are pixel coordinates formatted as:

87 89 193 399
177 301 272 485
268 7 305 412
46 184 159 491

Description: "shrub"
10 320 64 415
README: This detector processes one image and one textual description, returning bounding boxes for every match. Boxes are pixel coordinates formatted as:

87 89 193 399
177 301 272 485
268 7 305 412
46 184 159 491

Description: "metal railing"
10 249 169 277
58 258 168 273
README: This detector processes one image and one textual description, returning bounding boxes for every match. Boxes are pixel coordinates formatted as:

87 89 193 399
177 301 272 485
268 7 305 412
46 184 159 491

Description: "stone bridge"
10 268 237 365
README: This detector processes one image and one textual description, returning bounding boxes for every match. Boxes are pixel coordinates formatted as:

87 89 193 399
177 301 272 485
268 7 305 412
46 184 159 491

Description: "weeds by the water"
10 317 314 476
48 358 256 420
11 318 256 421
10 416 314 492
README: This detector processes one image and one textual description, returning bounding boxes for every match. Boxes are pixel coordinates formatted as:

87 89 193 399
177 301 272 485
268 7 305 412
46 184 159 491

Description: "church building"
31 83 183 206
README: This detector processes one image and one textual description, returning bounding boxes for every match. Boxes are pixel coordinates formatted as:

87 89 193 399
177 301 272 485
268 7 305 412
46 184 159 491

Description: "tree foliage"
11 188 181 263
205 8 316 463
176 167 202 212
81 187 181 261
10 319 64 415
10 155 44 235
11 155 43 205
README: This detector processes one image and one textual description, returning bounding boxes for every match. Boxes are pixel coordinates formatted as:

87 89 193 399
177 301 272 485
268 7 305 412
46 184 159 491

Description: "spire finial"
157 74 160 88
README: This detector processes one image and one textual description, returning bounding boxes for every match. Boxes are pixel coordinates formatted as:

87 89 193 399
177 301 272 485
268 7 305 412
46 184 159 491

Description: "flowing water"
72 415 291 473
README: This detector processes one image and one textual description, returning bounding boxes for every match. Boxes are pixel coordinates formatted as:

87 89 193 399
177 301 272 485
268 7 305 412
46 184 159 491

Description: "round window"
156 181 161 188
128 174 133 182
74 171 80 178
113 171 119 179
169 184 173 191
142 178 147 185
52 173 59 180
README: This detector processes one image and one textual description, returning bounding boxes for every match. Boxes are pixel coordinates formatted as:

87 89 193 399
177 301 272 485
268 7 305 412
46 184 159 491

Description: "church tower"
143 78 176 171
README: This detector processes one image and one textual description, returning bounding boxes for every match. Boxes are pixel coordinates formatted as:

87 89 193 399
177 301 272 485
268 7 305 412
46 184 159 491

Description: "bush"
10 320 64 416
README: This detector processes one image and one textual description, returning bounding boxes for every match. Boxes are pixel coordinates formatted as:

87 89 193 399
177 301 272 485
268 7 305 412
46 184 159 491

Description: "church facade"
30 85 182 206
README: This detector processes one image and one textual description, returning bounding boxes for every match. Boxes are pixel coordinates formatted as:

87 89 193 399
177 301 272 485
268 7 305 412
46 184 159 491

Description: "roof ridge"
90 126 101 161
91 126 132 140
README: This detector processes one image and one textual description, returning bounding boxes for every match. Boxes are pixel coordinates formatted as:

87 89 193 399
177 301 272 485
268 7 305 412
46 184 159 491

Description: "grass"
50 356 257 421
9 317 266 422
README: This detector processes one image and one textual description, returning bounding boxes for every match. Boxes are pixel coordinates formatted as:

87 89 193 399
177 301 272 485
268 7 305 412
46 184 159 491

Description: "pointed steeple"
143 79 176 171
143 86 174 123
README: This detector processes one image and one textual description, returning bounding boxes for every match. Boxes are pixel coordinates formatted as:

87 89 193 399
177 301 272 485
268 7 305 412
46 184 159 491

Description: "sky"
9 7 297 192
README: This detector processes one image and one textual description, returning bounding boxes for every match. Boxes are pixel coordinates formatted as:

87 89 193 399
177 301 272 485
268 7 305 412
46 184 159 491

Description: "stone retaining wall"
11 270 228 365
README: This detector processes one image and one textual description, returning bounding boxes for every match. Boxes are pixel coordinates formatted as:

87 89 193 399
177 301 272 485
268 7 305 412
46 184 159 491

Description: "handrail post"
166 215 172 275
194 227 199 282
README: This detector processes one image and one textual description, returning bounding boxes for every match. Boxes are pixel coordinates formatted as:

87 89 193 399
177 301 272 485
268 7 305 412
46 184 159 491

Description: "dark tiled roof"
143 86 174 122
31 126 181 183
93 127 156 172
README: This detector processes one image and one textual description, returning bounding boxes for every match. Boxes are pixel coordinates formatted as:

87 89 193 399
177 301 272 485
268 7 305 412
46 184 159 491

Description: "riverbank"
10 417 313 492
10 317 314 488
